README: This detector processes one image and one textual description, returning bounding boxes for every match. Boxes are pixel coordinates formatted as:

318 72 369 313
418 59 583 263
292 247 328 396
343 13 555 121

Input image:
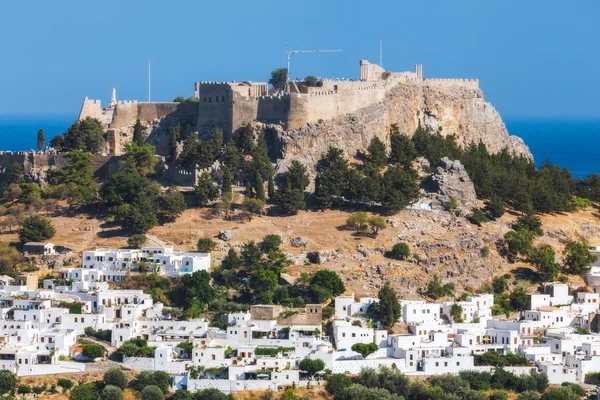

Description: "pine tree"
370 281 401 328
255 171 265 202
221 169 232 196
132 119 144 146
169 123 181 156
37 129 45 151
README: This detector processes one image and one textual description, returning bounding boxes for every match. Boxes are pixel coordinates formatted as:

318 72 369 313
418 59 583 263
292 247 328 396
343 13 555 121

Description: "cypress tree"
37 129 45 151
255 171 265 202
132 119 144 146
268 174 275 200
221 168 232 196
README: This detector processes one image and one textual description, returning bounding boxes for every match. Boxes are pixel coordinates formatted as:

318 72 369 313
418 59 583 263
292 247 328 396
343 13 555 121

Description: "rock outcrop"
273 80 531 174
423 158 478 213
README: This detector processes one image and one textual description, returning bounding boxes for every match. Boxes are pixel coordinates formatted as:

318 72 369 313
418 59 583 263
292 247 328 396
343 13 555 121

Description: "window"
222 96 225 102
212 354 215 360
435 362 439 367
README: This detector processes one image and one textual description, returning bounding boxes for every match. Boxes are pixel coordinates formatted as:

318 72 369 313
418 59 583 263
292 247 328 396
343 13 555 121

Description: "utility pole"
148 59 151 103
285 49 344 92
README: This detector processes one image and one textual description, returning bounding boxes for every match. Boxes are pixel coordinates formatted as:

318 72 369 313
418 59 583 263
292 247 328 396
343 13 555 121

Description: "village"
0 242 599 396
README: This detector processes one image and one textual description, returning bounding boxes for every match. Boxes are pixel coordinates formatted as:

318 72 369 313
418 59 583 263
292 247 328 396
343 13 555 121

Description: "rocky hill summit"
273 80 530 173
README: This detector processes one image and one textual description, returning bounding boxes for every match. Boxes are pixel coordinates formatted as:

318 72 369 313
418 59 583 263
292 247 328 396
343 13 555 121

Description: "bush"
467 209 489 226
101 385 123 400
70 382 99 400
81 343 104 359
127 234 147 248
351 342 379 358
390 242 410 260
0 370 17 394
141 385 164 400
458 370 491 391
58 378 74 392
17 385 32 395
489 391 509 400
193 388 232 400
260 234 282 252
197 237 216 253
18 214 56 243
517 391 540 400
325 374 352 397
104 368 127 390
425 274 455 299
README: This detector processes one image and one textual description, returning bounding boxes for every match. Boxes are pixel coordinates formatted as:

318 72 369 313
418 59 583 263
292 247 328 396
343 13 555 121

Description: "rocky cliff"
273 80 531 172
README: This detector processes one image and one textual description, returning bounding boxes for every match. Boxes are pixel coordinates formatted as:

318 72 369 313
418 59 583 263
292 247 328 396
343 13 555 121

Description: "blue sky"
0 0 598 117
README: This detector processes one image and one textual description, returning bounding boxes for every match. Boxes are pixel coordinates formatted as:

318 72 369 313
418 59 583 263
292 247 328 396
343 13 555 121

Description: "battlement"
83 98 102 106
423 78 479 89
116 100 139 105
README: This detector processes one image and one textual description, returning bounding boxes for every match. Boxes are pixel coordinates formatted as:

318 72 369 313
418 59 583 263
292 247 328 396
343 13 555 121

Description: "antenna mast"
380 40 383 68
148 59 151 103
285 49 344 92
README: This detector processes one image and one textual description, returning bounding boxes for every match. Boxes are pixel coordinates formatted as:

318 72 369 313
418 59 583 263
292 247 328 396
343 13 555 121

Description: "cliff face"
274 80 531 172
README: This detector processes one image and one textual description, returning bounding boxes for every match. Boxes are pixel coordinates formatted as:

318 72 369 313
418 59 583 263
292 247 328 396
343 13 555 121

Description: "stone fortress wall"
0 150 118 178
196 60 482 136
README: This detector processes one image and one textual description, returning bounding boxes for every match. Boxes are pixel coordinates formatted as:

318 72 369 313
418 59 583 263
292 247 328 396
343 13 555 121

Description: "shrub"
0 370 17 394
70 382 99 400
325 374 352 397
351 342 379 358
425 274 455 299
57 378 74 392
141 385 164 400
260 234 282 252
17 385 32 395
127 234 147 248
18 214 56 243
197 237 216 252
489 391 508 400
101 385 123 400
467 208 489 226
517 391 540 400
104 368 127 390
390 242 410 260
81 343 104 359
458 370 491 391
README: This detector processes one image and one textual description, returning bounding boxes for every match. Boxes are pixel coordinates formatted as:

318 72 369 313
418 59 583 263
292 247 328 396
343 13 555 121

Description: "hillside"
3 202 596 299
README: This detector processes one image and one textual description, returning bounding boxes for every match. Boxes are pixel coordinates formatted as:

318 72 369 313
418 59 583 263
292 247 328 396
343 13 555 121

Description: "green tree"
173 96 185 102
269 68 288 91
261 234 282 253
351 342 379 358
194 173 218 206
274 177 305 215
119 143 158 177
492 276 508 294
197 237 216 252
37 128 45 150
221 248 242 270
18 385 32 395
221 168 232 196
133 119 144 146
365 137 388 169
180 271 216 306
486 196 506 219
267 174 275 200
527 244 561 282
141 385 164 400
18 215 55 243
370 281 401 328
57 378 74 393
100 385 123 400
368 216 386 236
304 75 319 87
0 370 17 395
123 196 159 234
242 198 264 221
514 213 543 236
504 229 534 261
325 374 352 397
382 165 420 212
509 287 529 311
7 163 25 184
389 126 416 167
157 188 186 223
104 368 127 390
310 270 345 297
346 211 369 233
299 358 325 376
450 303 464 322
425 274 455 299
62 117 106 153
169 123 181 156
49 133 65 150
69 382 99 400
254 171 265 202
563 239 595 274
235 123 255 155
390 242 410 260
82 343 104 359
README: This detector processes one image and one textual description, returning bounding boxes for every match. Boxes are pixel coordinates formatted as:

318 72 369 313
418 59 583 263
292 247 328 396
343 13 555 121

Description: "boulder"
218 230 236 241
290 237 307 247
423 157 478 214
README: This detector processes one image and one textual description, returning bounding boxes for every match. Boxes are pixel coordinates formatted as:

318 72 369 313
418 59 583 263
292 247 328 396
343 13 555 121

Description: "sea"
0 114 598 179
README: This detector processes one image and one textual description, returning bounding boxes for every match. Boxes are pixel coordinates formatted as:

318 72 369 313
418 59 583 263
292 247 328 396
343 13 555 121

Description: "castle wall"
423 78 479 90
79 98 112 126
197 83 233 136
232 94 259 136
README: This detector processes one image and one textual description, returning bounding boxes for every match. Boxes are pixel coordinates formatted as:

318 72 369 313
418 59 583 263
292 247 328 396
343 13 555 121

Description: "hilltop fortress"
78 59 530 172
